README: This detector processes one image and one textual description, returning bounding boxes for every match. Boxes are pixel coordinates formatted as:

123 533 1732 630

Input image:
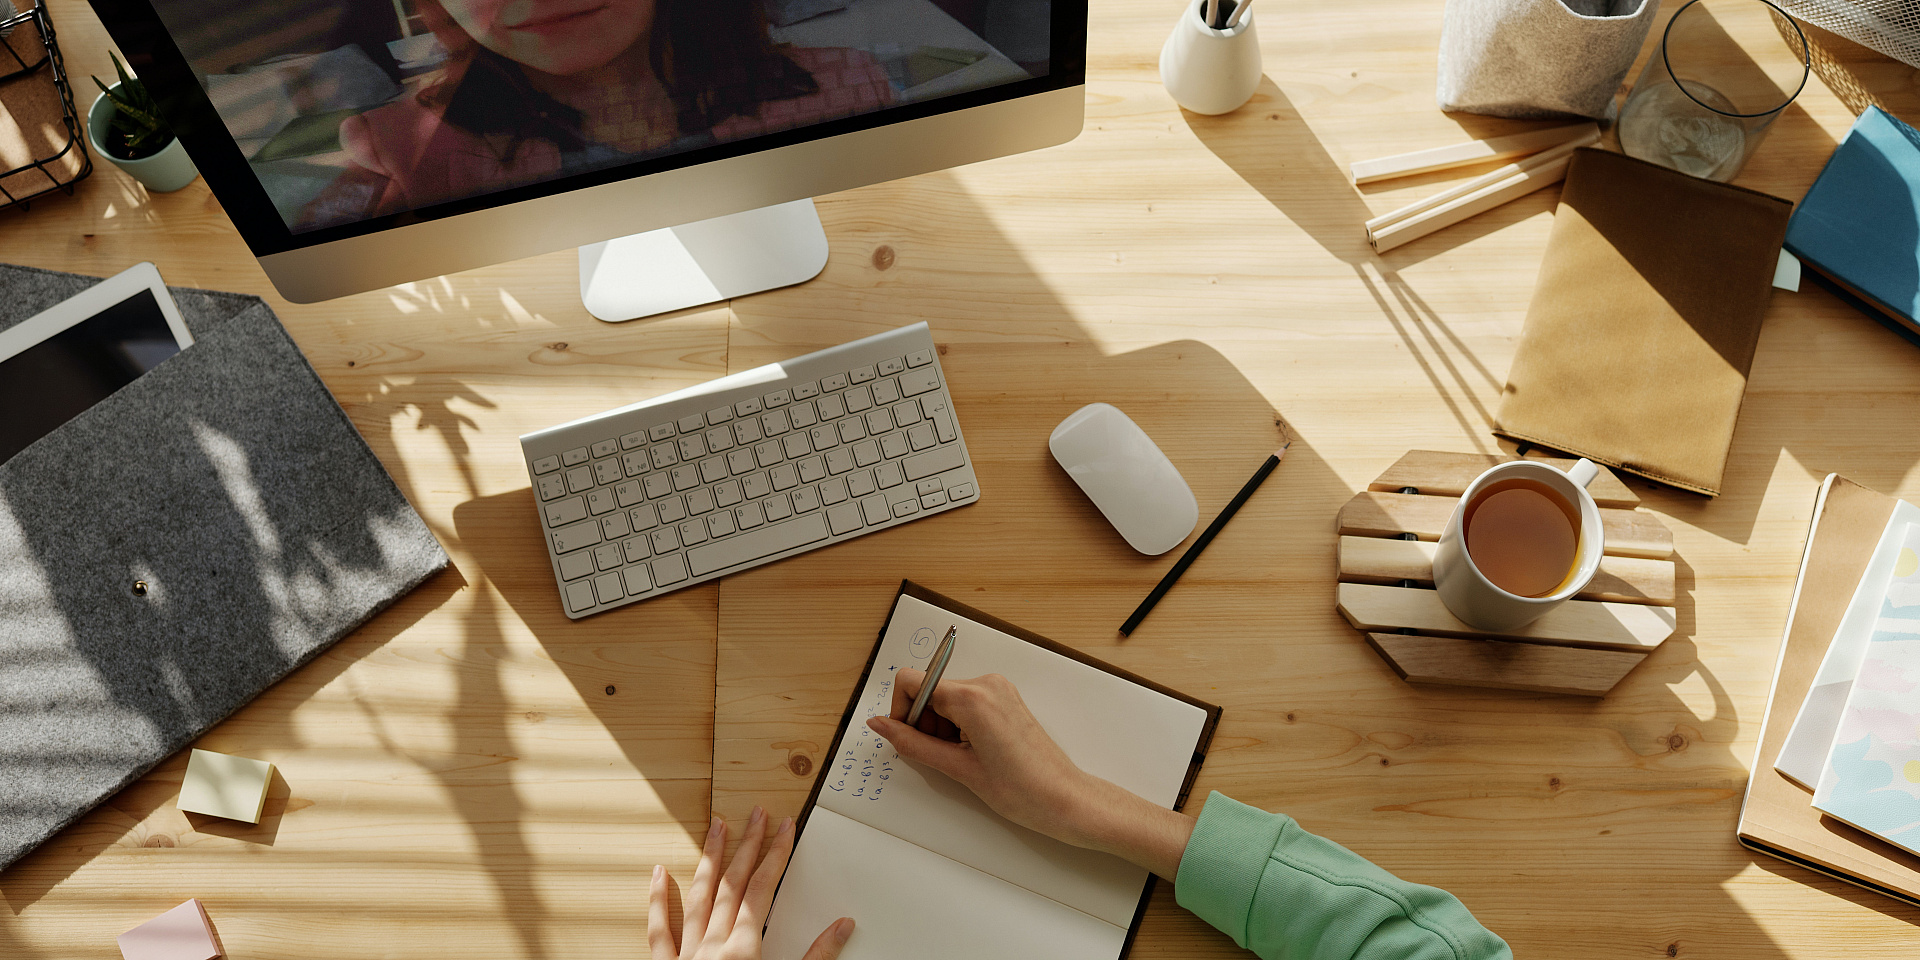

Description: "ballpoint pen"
905 626 957 725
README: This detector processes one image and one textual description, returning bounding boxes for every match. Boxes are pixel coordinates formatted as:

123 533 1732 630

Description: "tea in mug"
1461 478 1579 598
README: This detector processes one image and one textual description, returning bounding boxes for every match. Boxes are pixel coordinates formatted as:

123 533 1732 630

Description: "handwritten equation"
827 627 937 801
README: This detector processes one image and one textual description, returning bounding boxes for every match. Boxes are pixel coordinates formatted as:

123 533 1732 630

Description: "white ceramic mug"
1432 459 1604 632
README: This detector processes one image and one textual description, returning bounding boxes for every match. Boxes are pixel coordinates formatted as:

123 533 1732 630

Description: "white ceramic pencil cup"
1160 0 1262 115
1432 458 1605 632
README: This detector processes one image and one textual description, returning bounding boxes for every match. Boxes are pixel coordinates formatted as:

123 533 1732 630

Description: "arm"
867 671 1511 960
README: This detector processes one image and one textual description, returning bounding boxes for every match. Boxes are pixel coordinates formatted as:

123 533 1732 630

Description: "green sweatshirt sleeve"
1173 792 1512 960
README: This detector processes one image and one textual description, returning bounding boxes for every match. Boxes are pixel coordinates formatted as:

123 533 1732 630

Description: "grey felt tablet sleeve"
0 264 449 871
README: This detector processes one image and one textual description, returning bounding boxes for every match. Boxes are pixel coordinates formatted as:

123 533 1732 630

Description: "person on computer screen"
653 670 1513 960
302 0 892 228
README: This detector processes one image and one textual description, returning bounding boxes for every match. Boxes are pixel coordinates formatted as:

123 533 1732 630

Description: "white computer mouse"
1049 403 1198 555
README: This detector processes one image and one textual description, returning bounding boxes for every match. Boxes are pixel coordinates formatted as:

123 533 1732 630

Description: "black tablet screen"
0 289 183 463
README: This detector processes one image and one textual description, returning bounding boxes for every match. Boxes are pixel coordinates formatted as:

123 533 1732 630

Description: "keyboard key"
621 430 648 450
921 490 948 509
791 486 821 513
623 451 650 477
679 435 708 461
622 565 653 596
558 551 595 581
563 446 591 466
852 440 880 467
708 511 736 538
615 480 644 508
601 512 631 540
592 439 619 459
644 473 672 499
899 366 939 396
906 348 933 367
622 535 652 562
827 501 863 535
742 472 772 499
658 497 688 523
948 482 976 501
735 397 763 417
649 423 676 442
565 580 597 613
705 426 734 452
594 459 622 485
764 388 792 407
687 488 715 515
821 373 850 392
872 379 900 405
846 387 873 414
546 496 588 527
651 443 679 469
652 553 689 587
789 404 819 429
706 405 734 426
848 470 876 497
850 365 876 384
587 489 617 515
782 433 812 459
792 381 818 400
677 413 706 433
892 498 921 519
760 410 791 437
838 419 866 443
904 445 965 481
893 399 922 427
879 357 905 376
818 394 847 420
875 462 904 488
770 464 799 491
923 396 957 442
687 513 831 576
699 456 728 484
865 409 892 436
754 440 783 468
672 465 700 491
552 519 602 554
908 423 937 451
798 456 826 483
736 502 765 529
916 478 943 496
819 477 849 505
733 418 763 444
764 494 793 521
826 448 854 475
594 573 624 604
862 495 892 525
630 504 660 531
566 466 594 494
538 474 569 501
532 455 561 475
809 425 840 451
678 519 709 546
727 449 756 476
650 526 681 553
595 543 622 571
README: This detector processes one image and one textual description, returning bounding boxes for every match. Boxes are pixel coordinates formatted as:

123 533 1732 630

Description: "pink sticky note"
117 899 221 960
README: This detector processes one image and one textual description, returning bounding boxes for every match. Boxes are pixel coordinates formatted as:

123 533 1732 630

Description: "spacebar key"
687 514 831 576
903 445 966 481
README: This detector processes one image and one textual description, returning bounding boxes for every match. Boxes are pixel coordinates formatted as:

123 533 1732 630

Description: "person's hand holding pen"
648 807 854 960
866 670 1196 880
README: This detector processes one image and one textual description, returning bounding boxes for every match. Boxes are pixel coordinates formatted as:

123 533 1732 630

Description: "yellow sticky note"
178 749 273 824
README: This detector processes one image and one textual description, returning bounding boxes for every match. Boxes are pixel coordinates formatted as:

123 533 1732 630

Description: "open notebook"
762 582 1221 960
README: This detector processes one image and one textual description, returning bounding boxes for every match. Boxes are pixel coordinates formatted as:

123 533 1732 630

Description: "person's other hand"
648 807 854 960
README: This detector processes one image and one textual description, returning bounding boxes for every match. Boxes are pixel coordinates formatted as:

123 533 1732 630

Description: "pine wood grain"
1362 632 1648 697
1337 491 1676 558
1337 582 1678 650
1338 535 1676 605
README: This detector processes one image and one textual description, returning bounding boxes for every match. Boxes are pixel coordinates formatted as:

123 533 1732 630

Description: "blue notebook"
1785 107 1920 345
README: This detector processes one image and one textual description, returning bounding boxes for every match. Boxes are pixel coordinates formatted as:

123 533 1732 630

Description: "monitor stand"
578 198 830 322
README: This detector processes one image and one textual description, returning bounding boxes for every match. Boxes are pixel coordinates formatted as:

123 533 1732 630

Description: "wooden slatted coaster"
1335 451 1678 697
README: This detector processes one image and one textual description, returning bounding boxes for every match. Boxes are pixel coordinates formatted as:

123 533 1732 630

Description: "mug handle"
1567 458 1598 488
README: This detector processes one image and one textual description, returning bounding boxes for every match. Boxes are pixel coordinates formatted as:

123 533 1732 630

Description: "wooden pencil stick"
1363 129 1598 234
1229 0 1255 27
1349 122 1597 185
1365 154 1573 254
1119 442 1290 637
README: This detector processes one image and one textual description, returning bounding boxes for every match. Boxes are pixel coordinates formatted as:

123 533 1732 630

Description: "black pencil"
1118 441 1290 637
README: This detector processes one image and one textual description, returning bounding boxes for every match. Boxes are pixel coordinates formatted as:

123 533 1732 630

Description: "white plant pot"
1159 0 1262 116
87 86 198 193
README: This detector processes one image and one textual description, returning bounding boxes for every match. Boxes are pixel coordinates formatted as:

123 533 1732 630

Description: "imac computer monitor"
87 0 1086 318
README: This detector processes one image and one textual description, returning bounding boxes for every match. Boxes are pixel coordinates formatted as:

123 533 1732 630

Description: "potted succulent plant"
88 52 197 192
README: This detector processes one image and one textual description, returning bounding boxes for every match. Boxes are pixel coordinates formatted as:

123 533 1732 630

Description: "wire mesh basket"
0 0 92 212
1777 0 1920 69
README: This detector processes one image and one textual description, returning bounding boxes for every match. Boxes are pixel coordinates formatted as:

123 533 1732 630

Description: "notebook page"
816 592 1208 927
762 806 1126 960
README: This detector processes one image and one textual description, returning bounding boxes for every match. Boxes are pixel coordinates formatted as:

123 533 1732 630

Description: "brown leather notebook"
1738 475 1920 906
1493 148 1793 496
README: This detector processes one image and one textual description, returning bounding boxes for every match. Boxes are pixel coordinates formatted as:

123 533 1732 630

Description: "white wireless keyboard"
520 323 979 618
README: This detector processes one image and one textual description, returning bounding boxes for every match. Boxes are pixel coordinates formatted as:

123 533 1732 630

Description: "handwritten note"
826 625 939 801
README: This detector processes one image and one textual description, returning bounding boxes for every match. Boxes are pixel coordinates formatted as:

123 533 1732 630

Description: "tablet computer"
0 262 193 463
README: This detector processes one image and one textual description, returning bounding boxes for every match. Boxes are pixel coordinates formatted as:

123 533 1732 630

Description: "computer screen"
133 0 1060 235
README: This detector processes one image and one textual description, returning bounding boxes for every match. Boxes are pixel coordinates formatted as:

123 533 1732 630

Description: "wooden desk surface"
5 0 1920 955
